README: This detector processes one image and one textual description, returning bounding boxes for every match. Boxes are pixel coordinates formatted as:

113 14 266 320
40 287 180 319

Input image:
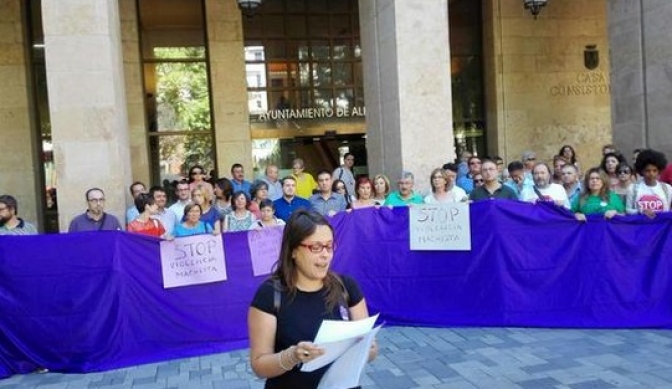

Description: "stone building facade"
1 0 669 231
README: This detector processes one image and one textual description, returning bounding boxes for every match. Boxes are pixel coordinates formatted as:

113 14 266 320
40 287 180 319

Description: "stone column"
205 0 253 180
609 1 672 157
359 0 454 193
119 0 149 185
42 0 132 230
0 0 41 227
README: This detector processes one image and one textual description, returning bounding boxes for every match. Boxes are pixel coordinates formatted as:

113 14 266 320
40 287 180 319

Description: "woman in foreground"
248 210 377 388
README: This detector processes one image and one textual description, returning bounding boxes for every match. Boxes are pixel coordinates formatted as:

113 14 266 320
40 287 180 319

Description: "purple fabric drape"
2 201 672 378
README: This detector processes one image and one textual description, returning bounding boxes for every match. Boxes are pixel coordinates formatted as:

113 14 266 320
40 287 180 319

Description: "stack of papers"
301 314 382 389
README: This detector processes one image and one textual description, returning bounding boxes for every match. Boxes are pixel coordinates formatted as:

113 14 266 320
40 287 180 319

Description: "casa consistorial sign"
549 71 610 97
257 106 366 122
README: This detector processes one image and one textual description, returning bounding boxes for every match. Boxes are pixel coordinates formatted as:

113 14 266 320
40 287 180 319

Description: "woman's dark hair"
214 178 233 201
634 149 668 175
332 179 351 208
182 202 203 219
617 163 633 175
599 152 626 174
250 180 269 200
188 164 206 183
258 198 275 211
579 167 610 207
230 190 251 210
273 210 342 312
134 193 155 214
559 145 578 165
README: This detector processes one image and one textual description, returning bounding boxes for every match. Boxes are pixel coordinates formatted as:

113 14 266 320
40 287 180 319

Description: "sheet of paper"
314 313 379 343
317 325 382 389
299 337 359 372
301 314 379 373
247 226 284 276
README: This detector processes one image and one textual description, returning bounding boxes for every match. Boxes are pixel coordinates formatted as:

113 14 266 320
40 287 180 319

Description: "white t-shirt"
424 186 468 204
626 181 672 214
520 183 570 209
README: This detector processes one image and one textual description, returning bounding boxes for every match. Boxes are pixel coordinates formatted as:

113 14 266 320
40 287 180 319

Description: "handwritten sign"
248 226 284 276
160 234 227 288
409 203 471 251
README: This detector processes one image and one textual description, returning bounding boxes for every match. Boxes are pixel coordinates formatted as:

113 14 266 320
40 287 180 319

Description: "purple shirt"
68 212 122 232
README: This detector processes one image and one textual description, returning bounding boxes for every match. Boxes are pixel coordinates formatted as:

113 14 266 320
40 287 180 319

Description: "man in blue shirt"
456 156 482 194
310 170 347 216
273 176 311 222
69 188 122 232
231 163 252 195
504 160 534 200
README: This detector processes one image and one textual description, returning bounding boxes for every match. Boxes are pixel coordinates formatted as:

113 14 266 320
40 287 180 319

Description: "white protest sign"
409 203 471 251
160 234 227 288
248 226 284 276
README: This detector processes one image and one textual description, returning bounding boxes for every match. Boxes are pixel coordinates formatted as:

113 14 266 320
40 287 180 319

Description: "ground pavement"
2 326 672 389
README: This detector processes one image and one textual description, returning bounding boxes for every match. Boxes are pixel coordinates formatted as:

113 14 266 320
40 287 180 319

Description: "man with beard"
0 195 38 235
561 164 582 206
273 176 311 222
68 188 122 232
521 163 570 208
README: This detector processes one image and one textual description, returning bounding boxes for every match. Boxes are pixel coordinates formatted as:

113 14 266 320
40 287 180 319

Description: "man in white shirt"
263 164 283 201
150 186 177 236
169 180 191 220
521 163 569 209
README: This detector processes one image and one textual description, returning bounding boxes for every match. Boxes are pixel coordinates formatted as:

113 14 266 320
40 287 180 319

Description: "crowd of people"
2 146 672 237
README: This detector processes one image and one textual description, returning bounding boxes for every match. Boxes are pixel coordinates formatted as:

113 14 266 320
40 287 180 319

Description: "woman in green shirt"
572 167 625 221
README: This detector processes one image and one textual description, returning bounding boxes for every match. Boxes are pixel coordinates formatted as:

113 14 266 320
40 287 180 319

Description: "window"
26 0 59 232
449 0 486 157
138 0 215 185
243 0 364 126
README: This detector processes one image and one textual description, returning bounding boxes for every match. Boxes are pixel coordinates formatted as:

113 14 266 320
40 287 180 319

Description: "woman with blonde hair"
372 174 390 205
191 187 221 233
424 165 467 203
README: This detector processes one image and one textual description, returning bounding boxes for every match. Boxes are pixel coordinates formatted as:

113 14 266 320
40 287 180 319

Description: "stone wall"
119 0 150 188
42 0 132 230
484 0 611 169
609 0 672 159
205 0 253 180
0 0 40 227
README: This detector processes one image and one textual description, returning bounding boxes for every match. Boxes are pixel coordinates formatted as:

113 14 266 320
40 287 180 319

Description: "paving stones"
2 327 672 389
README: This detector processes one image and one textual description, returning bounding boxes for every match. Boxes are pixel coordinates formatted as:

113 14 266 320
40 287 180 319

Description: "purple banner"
2 201 672 378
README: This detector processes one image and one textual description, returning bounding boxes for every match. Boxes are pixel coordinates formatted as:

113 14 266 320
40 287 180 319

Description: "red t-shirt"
127 218 165 237
660 163 672 185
